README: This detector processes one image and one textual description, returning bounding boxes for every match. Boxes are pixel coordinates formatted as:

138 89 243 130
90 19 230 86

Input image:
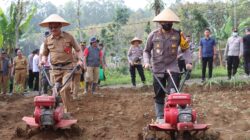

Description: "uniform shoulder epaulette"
172 28 181 34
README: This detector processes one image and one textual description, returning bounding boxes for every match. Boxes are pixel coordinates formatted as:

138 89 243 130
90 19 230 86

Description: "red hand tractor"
144 70 209 140
22 66 79 130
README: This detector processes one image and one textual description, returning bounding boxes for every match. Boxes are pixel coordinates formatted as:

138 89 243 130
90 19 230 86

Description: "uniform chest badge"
64 47 71 54
156 43 160 48
172 44 177 48
156 49 161 54
171 36 177 40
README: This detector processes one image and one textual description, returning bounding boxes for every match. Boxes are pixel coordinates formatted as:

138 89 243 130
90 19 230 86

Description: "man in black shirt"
243 28 250 75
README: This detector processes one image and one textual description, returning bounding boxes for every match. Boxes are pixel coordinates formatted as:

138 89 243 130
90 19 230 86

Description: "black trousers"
244 53 250 75
129 64 145 86
227 56 240 78
202 57 213 80
153 72 180 104
178 59 186 72
33 72 39 91
41 69 50 94
28 70 34 89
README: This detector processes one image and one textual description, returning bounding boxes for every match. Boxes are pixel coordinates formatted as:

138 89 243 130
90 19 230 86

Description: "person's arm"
224 39 229 58
71 37 83 66
143 32 154 68
198 39 202 59
127 47 133 64
99 50 104 68
83 48 89 69
239 37 243 58
41 39 49 65
213 40 217 59
26 58 29 75
11 58 15 77
183 49 193 70
8 59 12 76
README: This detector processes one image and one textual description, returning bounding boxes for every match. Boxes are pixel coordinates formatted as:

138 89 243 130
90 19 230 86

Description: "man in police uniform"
143 9 192 122
39 14 82 113
13 49 28 94
224 28 243 80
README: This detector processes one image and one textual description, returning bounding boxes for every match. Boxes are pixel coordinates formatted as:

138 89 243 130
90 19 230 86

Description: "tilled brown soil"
0 85 250 140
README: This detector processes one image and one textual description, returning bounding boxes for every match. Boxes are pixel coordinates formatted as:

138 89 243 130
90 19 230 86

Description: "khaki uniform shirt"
14 56 28 70
143 28 191 75
43 31 80 65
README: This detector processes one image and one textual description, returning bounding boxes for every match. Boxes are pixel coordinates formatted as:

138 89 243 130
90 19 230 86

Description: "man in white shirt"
32 49 40 91
224 28 243 80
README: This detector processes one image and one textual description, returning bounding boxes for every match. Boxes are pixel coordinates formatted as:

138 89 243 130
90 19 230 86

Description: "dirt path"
0 85 250 140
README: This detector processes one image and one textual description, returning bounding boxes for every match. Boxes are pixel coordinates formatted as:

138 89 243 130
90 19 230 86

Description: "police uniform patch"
172 44 177 48
171 36 177 40
157 43 160 48
156 49 160 54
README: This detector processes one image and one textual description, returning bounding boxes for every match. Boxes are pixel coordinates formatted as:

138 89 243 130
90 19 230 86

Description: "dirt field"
0 85 250 140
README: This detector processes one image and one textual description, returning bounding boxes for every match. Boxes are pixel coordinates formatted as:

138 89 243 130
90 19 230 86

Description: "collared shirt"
14 56 28 69
199 37 216 57
127 46 143 64
28 54 33 70
32 54 39 72
43 31 80 65
143 28 192 74
224 35 243 57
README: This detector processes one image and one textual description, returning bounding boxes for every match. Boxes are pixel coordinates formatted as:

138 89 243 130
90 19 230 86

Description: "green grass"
191 66 227 78
100 64 246 86
101 67 153 86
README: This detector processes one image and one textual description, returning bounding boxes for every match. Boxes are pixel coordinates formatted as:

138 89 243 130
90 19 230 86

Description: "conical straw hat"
153 8 180 23
130 37 142 44
39 14 70 27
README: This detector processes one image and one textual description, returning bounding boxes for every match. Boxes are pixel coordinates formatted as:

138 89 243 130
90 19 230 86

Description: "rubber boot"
84 82 89 95
155 103 164 124
91 83 97 94
80 81 85 89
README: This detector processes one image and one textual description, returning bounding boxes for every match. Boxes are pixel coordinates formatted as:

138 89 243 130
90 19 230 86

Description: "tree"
113 7 130 25
150 0 165 16
145 21 151 34
0 0 36 55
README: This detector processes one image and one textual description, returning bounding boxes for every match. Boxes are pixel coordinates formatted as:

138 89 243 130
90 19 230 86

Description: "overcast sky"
0 0 228 11
40 0 213 10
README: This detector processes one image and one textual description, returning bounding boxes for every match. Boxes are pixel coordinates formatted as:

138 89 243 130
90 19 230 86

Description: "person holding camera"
127 37 146 87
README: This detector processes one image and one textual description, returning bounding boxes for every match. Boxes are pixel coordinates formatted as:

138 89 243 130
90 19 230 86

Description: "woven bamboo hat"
39 14 70 27
130 37 142 44
153 8 180 23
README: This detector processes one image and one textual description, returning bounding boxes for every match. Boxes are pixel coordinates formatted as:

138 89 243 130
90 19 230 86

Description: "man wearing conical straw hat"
39 14 83 114
143 8 193 123
127 37 146 87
